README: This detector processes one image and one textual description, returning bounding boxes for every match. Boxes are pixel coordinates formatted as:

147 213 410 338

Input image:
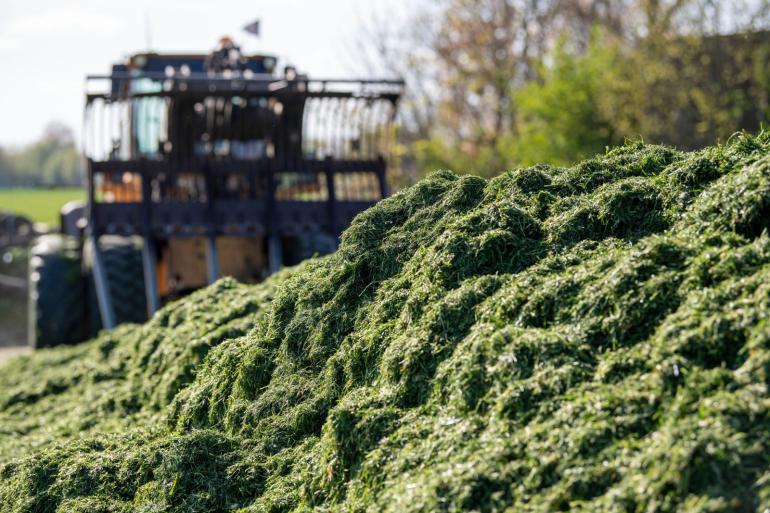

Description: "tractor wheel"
86 236 148 329
28 235 86 348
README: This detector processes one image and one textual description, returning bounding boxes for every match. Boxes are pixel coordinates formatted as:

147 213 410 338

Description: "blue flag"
243 20 260 36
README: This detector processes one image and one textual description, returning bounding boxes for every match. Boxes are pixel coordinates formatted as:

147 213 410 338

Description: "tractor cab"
111 51 285 163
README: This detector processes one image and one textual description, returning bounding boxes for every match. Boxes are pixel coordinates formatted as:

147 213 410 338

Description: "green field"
0 187 85 226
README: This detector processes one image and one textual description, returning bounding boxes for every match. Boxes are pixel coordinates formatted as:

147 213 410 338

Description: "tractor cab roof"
122 52 279 76
87 52 403 102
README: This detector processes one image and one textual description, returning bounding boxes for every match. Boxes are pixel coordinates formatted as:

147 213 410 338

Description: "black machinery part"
28 235 86 348
87 236 148 329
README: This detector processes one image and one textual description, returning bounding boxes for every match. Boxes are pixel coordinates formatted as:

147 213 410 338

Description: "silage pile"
2 134 770 512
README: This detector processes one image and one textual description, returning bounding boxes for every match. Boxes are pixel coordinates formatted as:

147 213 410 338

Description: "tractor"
28 47 403 347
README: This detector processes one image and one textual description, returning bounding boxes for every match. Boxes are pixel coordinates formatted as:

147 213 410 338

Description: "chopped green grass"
0 187 84 226
2 134 770 512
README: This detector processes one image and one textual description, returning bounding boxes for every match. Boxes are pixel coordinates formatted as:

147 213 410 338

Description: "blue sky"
0 0 407 147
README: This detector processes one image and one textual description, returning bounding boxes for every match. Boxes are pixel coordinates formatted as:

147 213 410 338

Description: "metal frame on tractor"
83 53 403 329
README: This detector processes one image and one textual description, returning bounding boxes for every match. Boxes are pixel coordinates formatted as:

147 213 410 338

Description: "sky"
0 0 407 147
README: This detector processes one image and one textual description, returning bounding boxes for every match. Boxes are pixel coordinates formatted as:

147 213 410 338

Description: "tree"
0 147 16 187
0 123 83 187
596 1 770 149
512 33 619 165
358 0 770 181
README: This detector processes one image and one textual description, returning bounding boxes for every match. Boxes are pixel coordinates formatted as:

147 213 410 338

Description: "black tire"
1 212 34 245
28 235 86 348
87 236 147 329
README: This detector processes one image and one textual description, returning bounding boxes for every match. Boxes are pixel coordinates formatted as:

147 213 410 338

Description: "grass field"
0 187 85 227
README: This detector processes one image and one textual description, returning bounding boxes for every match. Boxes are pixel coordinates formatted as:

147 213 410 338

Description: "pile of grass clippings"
2 133 770 512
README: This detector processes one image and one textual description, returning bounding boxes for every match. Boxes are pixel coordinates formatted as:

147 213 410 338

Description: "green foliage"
2 134 770 511
408 23 770 181
413 136 517 178
511 37 618 166
594 34 770 152
0 123 83 187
